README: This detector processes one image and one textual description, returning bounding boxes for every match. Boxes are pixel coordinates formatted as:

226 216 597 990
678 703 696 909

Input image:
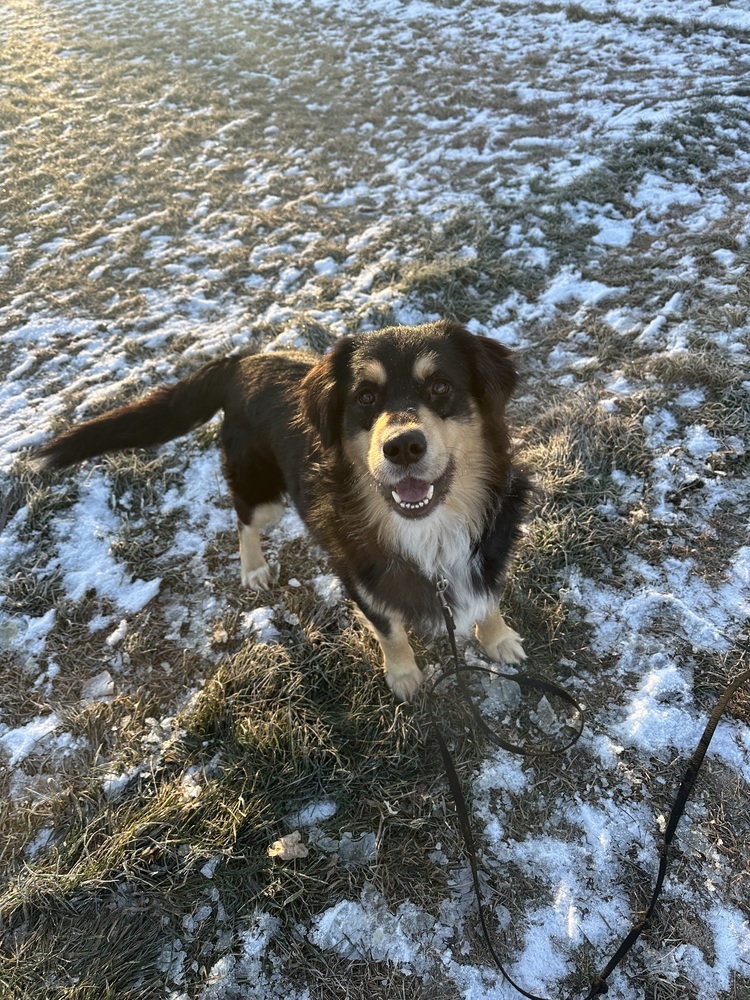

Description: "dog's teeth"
391 483 435 510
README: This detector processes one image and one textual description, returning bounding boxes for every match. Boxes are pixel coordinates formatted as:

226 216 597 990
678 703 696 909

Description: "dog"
32 320 532 701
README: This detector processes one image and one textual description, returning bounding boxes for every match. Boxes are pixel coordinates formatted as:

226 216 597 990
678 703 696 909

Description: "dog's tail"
31 357 236 471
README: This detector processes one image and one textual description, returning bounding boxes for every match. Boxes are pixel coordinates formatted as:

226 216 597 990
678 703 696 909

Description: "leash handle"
431 580 750 1000
584 659 750 999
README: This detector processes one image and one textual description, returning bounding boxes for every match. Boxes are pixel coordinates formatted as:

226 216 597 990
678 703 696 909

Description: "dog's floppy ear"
467 331 518 414
300 337 356 449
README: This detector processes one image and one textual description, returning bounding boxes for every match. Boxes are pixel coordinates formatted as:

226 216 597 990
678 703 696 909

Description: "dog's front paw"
476 613 526 665
484 628 526 665
240 560 279 591
385 661 423 702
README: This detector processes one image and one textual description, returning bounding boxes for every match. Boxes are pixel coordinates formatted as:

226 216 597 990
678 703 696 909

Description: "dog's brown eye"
357 389 376 406
430 379 451 396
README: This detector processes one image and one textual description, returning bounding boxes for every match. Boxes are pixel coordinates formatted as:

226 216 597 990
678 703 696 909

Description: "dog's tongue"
394 477 431 503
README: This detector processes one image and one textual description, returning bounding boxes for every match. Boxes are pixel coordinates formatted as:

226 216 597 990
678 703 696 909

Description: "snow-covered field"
1 1 749 998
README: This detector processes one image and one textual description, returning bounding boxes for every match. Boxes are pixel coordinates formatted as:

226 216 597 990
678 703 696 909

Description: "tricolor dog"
33 320 532 700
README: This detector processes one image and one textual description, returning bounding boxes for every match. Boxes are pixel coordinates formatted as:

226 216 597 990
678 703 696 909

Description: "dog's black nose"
383 429 427 466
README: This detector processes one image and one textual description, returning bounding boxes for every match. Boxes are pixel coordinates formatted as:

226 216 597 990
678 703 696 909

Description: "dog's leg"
222 441 285 590
369 617 422 702
476 606 526 664
347 587 423 700
238 502 284 590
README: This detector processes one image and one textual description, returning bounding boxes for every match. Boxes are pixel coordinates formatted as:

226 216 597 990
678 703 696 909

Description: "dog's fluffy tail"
31 357 236 471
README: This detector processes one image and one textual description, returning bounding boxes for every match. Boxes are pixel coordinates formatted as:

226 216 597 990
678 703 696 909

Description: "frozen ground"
1 1 749 999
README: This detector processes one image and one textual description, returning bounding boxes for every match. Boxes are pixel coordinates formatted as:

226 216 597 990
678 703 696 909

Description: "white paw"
483 628 526 665
240 561 279 591
385 663 423 702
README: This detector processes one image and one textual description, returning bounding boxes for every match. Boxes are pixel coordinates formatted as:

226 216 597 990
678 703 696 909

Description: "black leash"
429 578 750 999
583 661 750 999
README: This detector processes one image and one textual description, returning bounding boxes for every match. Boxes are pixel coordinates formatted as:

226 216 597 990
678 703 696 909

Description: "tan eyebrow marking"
413 351 439 381
357 359 387 386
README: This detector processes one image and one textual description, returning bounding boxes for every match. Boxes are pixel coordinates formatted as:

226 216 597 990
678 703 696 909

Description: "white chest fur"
387 506 495 635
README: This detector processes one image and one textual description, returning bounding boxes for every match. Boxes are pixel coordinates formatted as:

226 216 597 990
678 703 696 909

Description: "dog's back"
31 350 316 475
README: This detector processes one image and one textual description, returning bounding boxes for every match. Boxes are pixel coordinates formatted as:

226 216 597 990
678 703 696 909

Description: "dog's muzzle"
375 421 452 518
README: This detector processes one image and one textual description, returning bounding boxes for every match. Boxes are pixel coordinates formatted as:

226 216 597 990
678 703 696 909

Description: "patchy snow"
562 546 749 665
0 714 62 767
81 670 115 703
540 268 625 311
240 607 280 644
1 0 749 997
285 799 338 829
51 471 161 613
308 886 447 973
0 608 56 657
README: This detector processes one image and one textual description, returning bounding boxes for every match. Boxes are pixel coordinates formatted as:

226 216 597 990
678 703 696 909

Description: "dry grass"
0 583 484 998
4 351 747 996
2 4 749 999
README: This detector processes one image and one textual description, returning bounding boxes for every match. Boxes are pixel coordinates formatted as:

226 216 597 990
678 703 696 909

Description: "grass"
4 339 747 997
0 598 482 999
2 1 749 998
399 224 545 326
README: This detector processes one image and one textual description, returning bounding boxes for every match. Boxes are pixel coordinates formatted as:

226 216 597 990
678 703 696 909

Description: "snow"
308 887 446 973
1 608 56 656
81 670 115 703
540 268 625 311
51 470 161 613
240 607 279 644
286 799 338 828
562 547 749 667
0 714 62 767
1 0 749 997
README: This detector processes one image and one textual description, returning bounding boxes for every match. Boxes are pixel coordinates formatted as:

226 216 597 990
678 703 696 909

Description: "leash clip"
435 576 455 629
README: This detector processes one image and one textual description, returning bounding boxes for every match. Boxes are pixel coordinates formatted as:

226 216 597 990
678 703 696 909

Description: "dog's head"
301 320 518 521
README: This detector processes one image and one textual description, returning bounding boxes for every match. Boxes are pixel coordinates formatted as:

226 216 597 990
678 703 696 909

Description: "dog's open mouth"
384 467 452 518
391 477 433 510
